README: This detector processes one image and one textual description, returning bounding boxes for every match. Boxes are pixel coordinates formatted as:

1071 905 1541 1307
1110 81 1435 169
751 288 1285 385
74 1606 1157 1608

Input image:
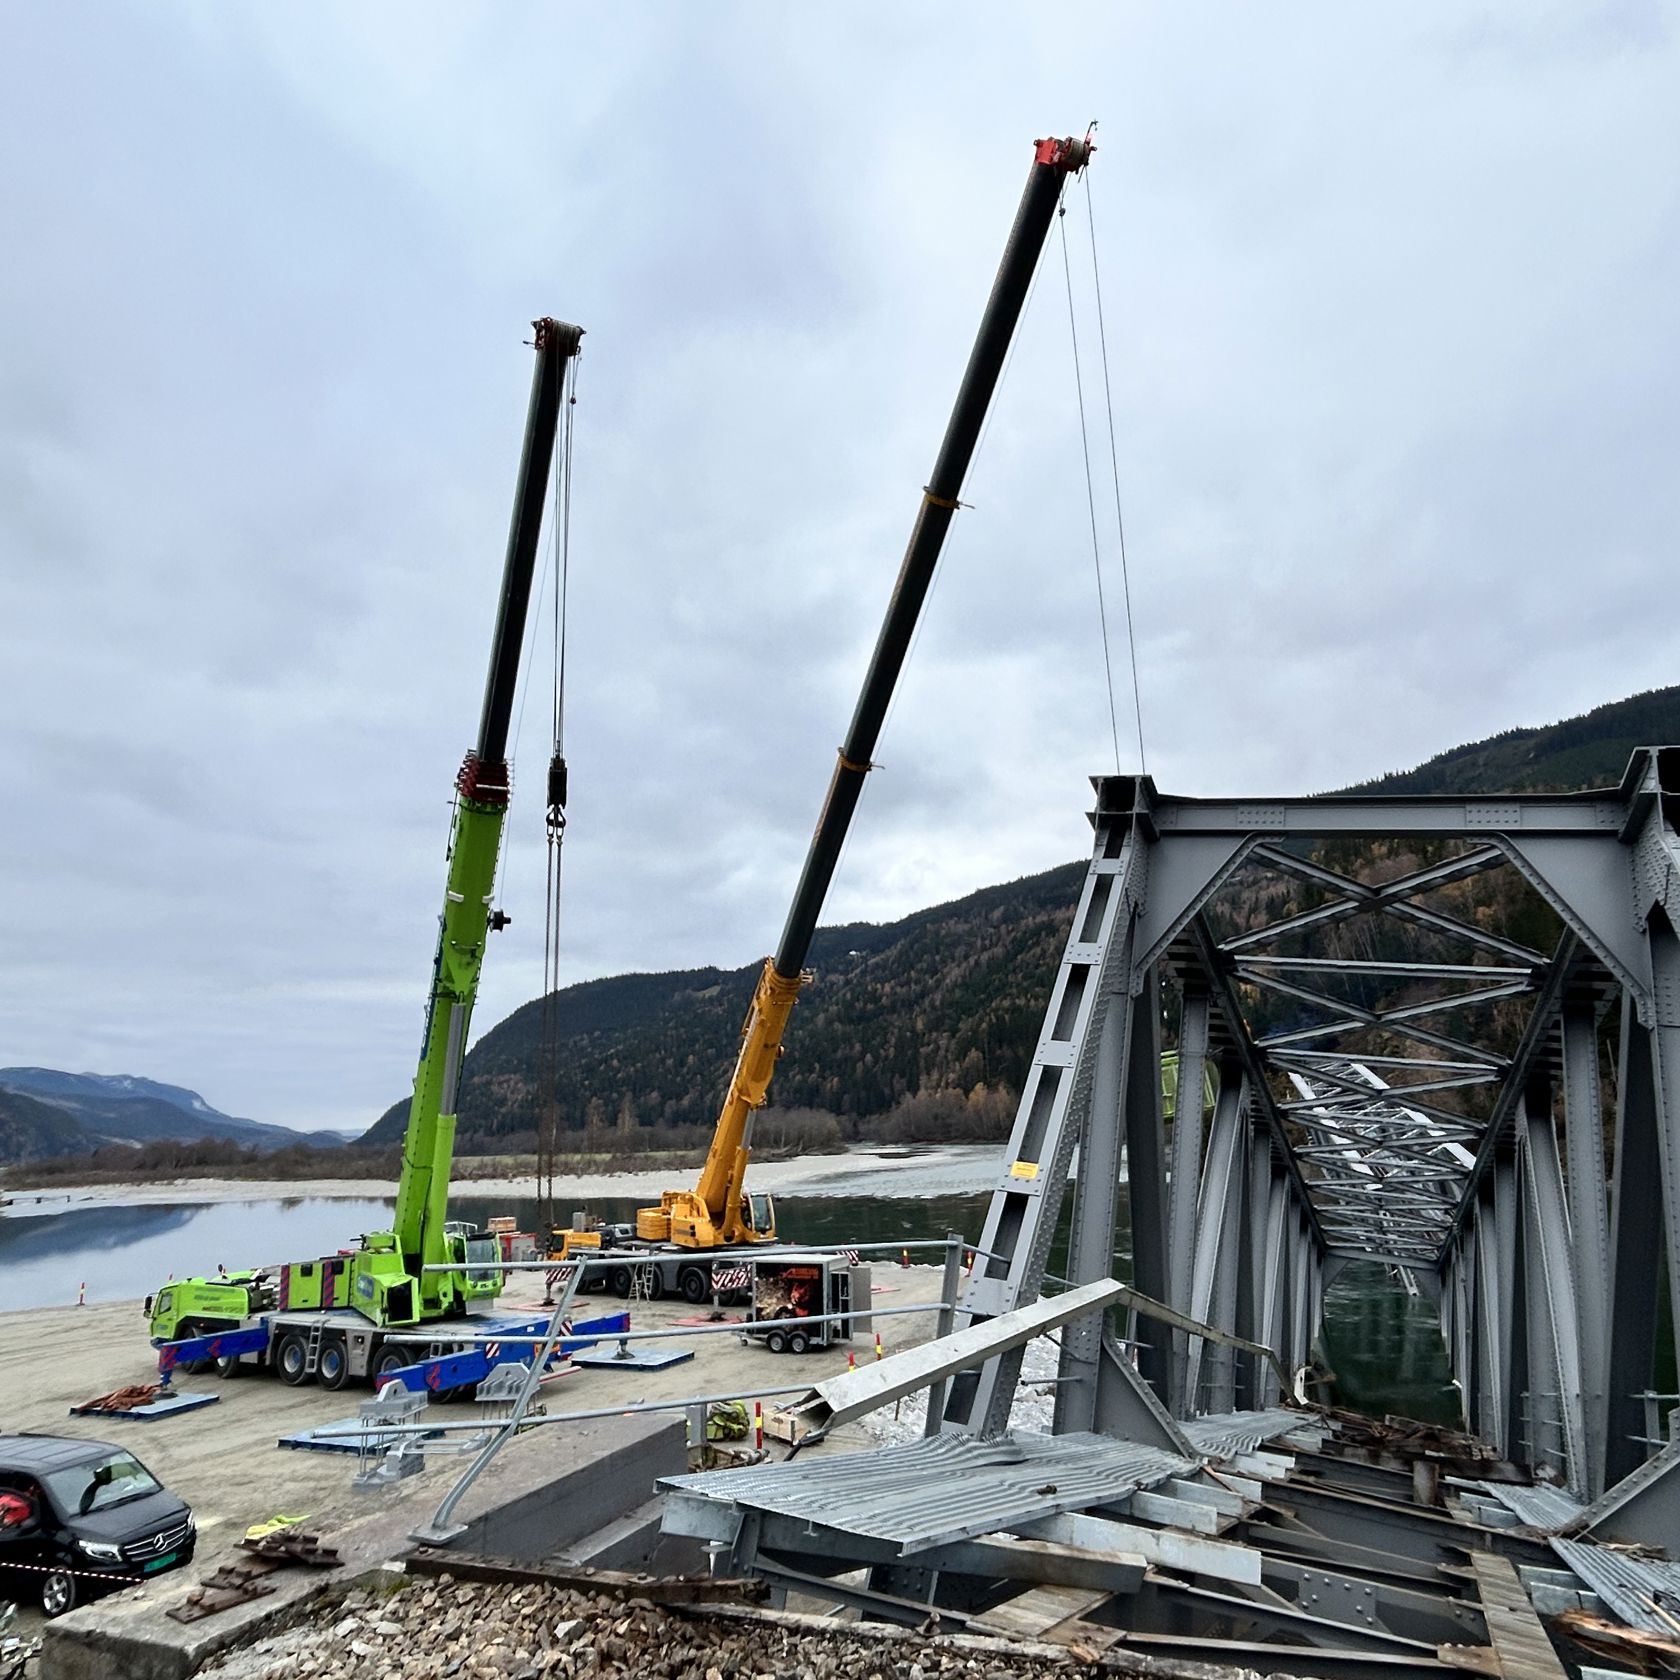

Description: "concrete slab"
40 1412 686 1680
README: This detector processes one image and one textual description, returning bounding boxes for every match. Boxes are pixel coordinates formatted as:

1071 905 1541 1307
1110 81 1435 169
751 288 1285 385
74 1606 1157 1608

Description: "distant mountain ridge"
364 685 1680 1151
0 1068 342 1166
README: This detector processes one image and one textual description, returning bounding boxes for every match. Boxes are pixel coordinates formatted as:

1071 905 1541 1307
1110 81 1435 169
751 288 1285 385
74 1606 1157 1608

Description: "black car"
0 1434 195 1617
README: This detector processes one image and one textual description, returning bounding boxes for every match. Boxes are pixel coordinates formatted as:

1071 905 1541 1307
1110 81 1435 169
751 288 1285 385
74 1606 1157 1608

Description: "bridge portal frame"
940 746 1680 1506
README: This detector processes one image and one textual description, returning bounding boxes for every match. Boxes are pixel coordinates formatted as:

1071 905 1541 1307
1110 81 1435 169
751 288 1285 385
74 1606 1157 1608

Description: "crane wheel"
609 1266 633 1298
318 1337 352 1391
276 1332 313 1386
215 1353 244 1379
788 1330 810 1355
679 1268 709 1305
371 1346 411 1390
765 1329 787 1354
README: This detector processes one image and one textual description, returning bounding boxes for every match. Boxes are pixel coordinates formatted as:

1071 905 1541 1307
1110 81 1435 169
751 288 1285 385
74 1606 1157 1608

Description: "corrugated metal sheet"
662 1430 1194 1555
1181 1409 1309 1456
1476 1480 1585 1534
1553 1538 1680 1635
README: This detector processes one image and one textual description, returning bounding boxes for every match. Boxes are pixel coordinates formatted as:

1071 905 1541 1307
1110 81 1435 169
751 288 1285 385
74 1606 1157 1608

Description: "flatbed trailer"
155 1306 628 1395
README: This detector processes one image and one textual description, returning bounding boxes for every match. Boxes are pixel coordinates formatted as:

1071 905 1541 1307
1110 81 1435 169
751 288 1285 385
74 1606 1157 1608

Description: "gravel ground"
202 1578 1081 1680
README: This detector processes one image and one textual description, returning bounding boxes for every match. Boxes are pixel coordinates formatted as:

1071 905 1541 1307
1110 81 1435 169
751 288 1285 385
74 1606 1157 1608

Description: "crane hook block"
547 753 568 814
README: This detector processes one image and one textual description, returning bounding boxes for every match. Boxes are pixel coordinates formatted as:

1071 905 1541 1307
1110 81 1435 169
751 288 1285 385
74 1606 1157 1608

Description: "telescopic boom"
391 317 584 1316
639 135 1093 1249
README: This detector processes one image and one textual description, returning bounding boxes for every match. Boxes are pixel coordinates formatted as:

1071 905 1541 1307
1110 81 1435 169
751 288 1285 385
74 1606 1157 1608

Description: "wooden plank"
1467 1551 1568 1680
974 1584 1108 1639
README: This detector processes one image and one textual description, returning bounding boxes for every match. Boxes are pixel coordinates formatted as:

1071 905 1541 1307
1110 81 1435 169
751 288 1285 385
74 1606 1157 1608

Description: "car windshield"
43 1452 161 1516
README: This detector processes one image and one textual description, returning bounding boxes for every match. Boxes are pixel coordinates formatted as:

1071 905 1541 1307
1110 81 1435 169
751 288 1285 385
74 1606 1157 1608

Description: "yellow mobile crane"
636 134 1095 1252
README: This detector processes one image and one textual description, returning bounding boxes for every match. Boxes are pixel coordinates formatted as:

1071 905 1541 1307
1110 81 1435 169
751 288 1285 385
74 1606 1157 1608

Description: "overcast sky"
4 4 1677 1133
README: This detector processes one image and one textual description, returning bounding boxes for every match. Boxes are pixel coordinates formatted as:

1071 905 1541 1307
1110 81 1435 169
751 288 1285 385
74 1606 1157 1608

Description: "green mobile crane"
150 319 584 1361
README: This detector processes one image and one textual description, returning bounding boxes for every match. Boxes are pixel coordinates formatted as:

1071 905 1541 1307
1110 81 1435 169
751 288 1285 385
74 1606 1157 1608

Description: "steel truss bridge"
663 752 1680 1674
944 746 1680 1500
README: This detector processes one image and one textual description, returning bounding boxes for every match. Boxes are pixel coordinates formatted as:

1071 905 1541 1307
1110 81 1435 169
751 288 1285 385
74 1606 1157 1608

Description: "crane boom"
641 135 1093 1249
391 316 583 1316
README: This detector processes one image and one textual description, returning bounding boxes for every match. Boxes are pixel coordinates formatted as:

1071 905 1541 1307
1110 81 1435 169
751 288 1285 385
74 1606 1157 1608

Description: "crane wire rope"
1082 162 1148 775
538 353 580 1220
1058 187 1125 775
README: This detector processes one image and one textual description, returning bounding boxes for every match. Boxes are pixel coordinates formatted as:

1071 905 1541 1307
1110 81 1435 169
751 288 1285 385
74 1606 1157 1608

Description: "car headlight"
79 1539 123 1561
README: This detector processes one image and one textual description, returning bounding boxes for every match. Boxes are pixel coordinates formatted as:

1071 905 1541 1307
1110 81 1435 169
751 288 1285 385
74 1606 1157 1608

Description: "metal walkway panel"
1553 1538 1680 1637
1474 1481 1586 1534
1180 1408 1310 1456
661 1430 1195 1555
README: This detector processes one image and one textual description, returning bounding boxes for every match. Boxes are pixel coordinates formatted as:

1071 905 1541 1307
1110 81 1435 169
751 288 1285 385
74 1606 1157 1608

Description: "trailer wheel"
318 1336 351 1391
609 1266 633 1298
787 1330 809 1355
679 1267 709 1305
276 1332 313 1386
765 1329 787 1354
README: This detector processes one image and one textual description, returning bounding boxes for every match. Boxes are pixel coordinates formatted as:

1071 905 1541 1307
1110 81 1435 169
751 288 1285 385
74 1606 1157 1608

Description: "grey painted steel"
1580 1436 1680 1547
1552 1538 1680 1636
920 1233 965 1439
661 1430 1195 1555
1472 1480 1586 1534
1562 1001 1612 1497
776 1277 1124 1440
934 747 1680 1514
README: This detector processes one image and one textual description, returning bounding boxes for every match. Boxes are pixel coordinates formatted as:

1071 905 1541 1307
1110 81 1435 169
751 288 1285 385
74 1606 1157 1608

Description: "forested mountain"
363 687 1678 1151
1346 687 1680 796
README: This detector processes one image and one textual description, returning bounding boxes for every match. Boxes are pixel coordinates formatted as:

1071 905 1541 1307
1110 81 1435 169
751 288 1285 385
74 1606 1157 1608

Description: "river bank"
0 1141 1006 1216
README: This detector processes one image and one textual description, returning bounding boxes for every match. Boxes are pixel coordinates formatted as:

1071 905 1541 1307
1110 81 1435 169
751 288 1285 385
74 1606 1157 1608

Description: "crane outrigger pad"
70 1388 220 1421
571 1339 693 1372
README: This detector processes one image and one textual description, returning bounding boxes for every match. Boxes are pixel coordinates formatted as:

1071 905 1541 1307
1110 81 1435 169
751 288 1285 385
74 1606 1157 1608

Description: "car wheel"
371 1347 411 1389
679 1267 708 1305
318 1337 351 1391
41 1567 77 1617
610 1267 632 1299
765 1329 787 1354
788 1330 809 1355
276 1332 313 1386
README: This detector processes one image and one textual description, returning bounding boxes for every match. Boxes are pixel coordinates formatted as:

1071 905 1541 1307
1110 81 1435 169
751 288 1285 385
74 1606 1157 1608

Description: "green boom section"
393 792 508 1313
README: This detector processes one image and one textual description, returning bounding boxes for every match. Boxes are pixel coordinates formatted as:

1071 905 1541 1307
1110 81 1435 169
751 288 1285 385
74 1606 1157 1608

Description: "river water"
0 1145 1459 1422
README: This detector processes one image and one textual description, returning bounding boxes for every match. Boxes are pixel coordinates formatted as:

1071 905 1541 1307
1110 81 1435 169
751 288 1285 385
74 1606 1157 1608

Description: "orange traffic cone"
77 1281 86 1308
874 1330 884 1361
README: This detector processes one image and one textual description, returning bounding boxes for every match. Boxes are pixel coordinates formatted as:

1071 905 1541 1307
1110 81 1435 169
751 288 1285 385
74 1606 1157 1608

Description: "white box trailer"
741 1251 871 1354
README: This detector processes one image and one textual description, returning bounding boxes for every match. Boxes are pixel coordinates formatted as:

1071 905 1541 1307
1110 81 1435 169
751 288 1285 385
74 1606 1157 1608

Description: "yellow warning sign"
1009 1160 1040 1180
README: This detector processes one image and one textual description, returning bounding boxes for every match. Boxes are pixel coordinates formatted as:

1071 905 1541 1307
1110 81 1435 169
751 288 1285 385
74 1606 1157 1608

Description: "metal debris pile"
201 1579 1091 1680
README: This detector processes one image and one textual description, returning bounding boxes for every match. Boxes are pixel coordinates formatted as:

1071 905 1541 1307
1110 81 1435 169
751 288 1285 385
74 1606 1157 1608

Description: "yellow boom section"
637 957 804 1247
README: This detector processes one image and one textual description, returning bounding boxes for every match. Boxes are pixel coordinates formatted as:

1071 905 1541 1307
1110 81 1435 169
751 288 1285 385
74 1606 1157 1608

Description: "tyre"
679 1267 709 1305
317 1336 351 1391
41 1568 77 1618
276 1332 313 1386
174 1320 213 1377
371 1346 411 1389
642 1267 665 1302
765 1329 787 1354
610 1266 633 1299
787 1330 809 1355
214 1352 244 1379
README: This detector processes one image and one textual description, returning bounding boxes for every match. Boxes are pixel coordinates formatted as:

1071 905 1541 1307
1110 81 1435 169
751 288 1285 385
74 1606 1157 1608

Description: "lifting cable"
1058 135 1148 776
537 352 581 1223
